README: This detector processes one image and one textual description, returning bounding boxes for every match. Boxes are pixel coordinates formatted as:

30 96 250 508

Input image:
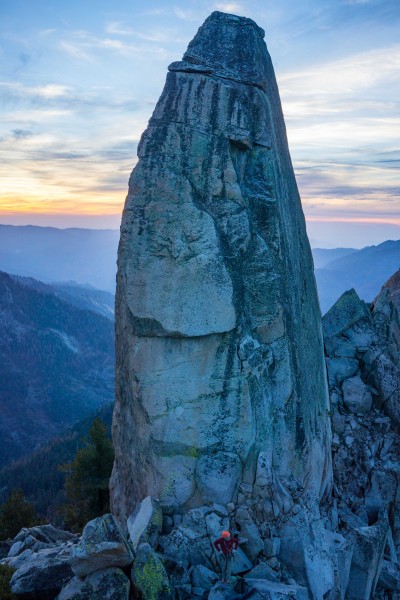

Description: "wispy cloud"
59 30 172 61
12 129 34 140
213 3 246 14
173 7 200 21
59 41 93 61
105 22 135 36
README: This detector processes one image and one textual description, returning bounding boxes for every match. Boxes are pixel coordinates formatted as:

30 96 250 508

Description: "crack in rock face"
110 11 332 526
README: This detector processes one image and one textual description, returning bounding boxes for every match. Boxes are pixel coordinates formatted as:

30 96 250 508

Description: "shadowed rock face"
111 11 332 525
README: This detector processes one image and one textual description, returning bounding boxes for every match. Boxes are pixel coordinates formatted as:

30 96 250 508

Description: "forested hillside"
0 271 114 466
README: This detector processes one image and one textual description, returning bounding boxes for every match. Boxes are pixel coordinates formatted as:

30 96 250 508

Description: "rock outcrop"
70 514 134 577
322 278 400 600
111 10 332 531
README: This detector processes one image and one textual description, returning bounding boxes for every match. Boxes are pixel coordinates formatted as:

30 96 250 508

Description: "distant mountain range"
0 223 399 316
311 247 357 269
0 271 114 467
313 240 400 313
0 225 119 292
14 276 115 320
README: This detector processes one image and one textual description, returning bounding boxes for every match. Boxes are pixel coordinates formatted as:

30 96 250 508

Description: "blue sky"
0 0 399 247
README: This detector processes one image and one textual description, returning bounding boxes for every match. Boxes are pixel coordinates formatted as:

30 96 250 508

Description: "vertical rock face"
111 11 332 525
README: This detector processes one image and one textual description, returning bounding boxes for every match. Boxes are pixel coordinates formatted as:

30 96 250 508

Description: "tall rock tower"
111 11 332 525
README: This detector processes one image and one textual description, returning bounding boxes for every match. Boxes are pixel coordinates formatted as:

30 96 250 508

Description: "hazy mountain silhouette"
312 247 357 269
0 225 119 292
314 240 400 313
14 276 114 320
0 270 114 467
1 223 398 319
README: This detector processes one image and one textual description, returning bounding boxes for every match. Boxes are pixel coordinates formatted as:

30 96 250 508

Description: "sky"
0 0 399 247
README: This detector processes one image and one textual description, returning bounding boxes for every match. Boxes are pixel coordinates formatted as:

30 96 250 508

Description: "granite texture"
110 10 332 527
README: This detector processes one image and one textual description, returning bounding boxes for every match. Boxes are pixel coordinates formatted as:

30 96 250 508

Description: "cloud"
0 82 71 101
173 7 200 21
60 41 93 61
59 31 172 61
0 81 144 115
12 129 34 139
213 3 245 13
105 22 135 36
280 44 400 97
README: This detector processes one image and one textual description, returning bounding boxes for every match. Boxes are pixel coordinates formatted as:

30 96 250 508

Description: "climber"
214 530 239 583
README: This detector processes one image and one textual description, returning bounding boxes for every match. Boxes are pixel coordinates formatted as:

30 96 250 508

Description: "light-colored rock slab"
127 495 163 550
346 520 389 600
71 514 133 577
244 579 308 600
10 545 73 600
56 567 130 600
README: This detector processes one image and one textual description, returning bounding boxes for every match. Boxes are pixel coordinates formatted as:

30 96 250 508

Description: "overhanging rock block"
71 514 134 578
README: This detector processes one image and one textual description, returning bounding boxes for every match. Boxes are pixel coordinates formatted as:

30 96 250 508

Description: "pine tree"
60 418 114 532
0 490 38 540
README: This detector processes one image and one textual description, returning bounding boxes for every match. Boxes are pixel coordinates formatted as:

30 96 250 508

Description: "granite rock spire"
110 11 332 525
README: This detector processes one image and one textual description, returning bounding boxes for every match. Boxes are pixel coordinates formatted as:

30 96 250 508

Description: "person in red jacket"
214 530 239 582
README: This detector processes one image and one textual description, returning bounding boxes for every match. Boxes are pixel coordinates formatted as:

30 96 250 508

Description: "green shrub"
60 417 114 532
0 564 16 600
0 490 38 540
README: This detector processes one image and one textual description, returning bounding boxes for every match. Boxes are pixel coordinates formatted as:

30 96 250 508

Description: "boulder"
346 520 389 600
244 579 308 600
345 324 375 350
127 495 163 550
208 581 238 600
190 564 218 591
8 525 77 558
342 376 372 414
378 559 400 592
3 548 34 571
230 548 253 575
10 545 73 600
245 562 279 582
325 336 357 358
234 512 263 561
159 553 190 587
159 529 191 567
56 567 130 600
364 470 397 519
322 290 372 339
174 584 192 599
279 517 353 600
264 538 281 559
131 543 173 600
71 514 134 577
180 507 208 535
326 357 358 386
159 526 214 569
205 512 229 540
8 536 48 558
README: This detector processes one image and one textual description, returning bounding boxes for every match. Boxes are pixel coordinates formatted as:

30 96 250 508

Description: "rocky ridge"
2 271 400 598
